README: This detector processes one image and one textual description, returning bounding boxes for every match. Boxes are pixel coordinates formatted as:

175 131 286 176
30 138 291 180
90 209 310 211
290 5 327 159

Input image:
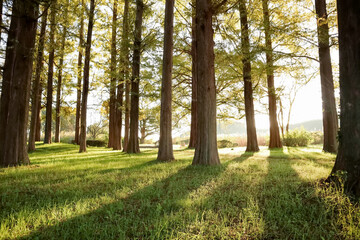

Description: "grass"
1 143 360 239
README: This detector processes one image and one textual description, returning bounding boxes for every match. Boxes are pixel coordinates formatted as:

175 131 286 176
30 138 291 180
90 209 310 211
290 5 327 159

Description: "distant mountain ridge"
217 119 322 136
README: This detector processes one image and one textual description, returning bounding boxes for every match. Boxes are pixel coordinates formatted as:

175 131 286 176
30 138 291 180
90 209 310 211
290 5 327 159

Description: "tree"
28 6 48 151
188 4 197 149
79 0 96 153
261 0 282 149
239 0 259 152
157 0 175 162
75 0 85 145
328 0 360 196
127 0 144 154
315 0 338 153
55 0 70 143
108 0 119 149
192 0 227 165
0 0 39 167
44 0 57 144
120 0 130 152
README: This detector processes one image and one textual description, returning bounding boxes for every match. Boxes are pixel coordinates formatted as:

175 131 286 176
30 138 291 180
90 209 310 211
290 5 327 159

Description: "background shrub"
86 140 107 147
217 139 238 148
283 128 313 147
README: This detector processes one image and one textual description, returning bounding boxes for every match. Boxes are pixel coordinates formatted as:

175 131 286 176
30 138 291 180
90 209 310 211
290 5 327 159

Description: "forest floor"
1 143 360 239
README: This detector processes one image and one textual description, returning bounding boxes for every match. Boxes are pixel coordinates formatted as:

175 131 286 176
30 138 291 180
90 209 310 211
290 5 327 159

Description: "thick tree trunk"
0 0 3 43
55 5 68 143
79 0 95 153
239 0 259 152
0 0 39 167
44 0 57 144
329 0 360 196
262 0 282 149
75 0 84 145
113 83 123 150
192 0 220 165
29 7 48 151
157 0 175 161
121 0 130 152
126 0 144 154
108 0 118 149
315 0 338 153
188 8 197 149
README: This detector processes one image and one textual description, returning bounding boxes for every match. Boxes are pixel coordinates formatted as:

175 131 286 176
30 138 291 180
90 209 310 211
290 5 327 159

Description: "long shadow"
19 162 230 239
260 148 335 239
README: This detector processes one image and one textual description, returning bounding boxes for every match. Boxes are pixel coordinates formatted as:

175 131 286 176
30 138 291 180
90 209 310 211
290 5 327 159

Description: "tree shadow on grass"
19 161 233 239
259 148 335 239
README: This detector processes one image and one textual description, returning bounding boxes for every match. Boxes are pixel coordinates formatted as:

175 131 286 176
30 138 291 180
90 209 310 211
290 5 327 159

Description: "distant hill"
216 119 323 136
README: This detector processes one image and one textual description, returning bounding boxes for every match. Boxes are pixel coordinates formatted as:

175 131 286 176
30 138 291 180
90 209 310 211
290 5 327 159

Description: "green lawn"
1 143 359 239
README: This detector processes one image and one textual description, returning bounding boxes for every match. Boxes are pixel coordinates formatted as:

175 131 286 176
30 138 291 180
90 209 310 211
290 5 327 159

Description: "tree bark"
261 0 282 149
192 0 220 165
35 93 42 141
108 0 118 149
127 0 144 154
121 0 130 152
315 0 338 153
28 7 48 151
79 0 95 153
0 0 3 43
75 0 84 145
0 0 39 167
44 0 57 144
329 0 360 196
157 0 175 161
188 6 197 149
55 2 69 143
239 0 259 152
328 0 360 196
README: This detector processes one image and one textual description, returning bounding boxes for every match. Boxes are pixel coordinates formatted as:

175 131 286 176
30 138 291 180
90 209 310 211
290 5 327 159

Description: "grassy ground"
1 143 359 239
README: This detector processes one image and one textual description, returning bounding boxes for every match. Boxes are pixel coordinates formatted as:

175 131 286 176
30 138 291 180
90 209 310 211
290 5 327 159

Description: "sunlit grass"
1 143 359 239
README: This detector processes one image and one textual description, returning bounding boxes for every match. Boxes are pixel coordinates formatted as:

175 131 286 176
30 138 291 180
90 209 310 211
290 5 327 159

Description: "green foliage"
311 131 324 145
86 139 107 147
217 139 238 148
283 128 314 147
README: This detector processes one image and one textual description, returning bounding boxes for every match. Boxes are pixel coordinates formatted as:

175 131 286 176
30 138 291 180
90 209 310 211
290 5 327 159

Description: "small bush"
86 140 106 147
217 139 238 148
311 131 324 145
283 128 313 147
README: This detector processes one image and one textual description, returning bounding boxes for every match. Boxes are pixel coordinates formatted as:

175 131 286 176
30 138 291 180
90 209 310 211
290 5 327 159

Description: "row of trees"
0 0 359 194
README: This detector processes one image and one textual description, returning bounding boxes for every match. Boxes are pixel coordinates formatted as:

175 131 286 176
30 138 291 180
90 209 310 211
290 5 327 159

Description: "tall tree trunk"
75 0 84 145
108 0 118 149
55 3 69 143
188 5 197 149
239 0 259 152
127 0 144 154
122 0 130 152
261 0 282 149
140 119 146 144
79 0 95 153
28 7 48 151
0 0 39 167
157 0 175 161
113 83 123 150
44 0 57 144
0 0 3 43
329 0 360 196
35 93 42 141
315 0 338 153
192 0 220 165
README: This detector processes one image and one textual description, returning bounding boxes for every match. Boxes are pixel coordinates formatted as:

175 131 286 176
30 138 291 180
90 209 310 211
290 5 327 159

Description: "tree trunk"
55 3 69 143
140 119 146 144
44 0 57 144
113 83 123 150
108 0 118 149
28 7 48 151
126 0 144 154
239 0 259 152
79 0 95 153
0 0 39 167
192 0 220 165
75 0 84 145
157 0 175 161
329 0 360 196
121 0 130 152
35 93 41 141
188 6 197 149
315 0 338 153
261 0 282 149
0 0 3 43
